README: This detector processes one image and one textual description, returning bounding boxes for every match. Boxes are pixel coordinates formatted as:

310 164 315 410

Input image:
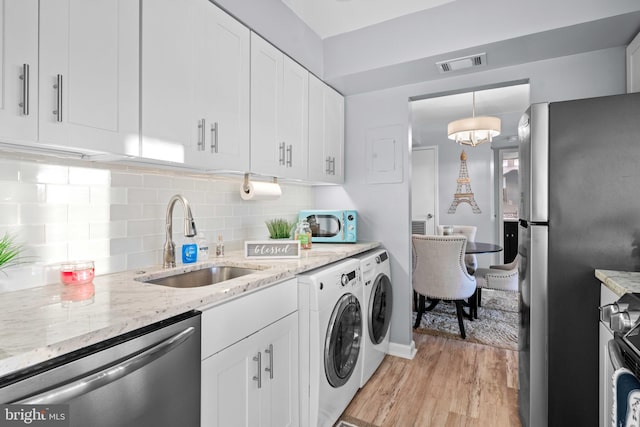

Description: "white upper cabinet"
38 0 139 157
194 3 250 171
141 0 250 171
308 74 344 183
0 0 39 144
250 32 309 179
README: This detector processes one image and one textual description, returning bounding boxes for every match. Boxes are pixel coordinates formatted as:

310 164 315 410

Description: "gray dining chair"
437 225 478 274
472 255 519 318
412 234 477 339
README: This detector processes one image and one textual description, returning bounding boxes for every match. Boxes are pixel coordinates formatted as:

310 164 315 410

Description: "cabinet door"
308 75 344 183
0 0 38 143
324 85 345 183
201 312 299 427
202 327 261 427
191 3 250 172
39 0 139 156
261 312 299 427
279 57 308 179
250 33 283 177
141 0 195 164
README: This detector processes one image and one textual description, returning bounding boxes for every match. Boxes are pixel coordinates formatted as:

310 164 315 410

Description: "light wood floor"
340 332 521 427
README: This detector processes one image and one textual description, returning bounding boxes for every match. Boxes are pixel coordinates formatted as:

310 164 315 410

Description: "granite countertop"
596 269 640 296
0 242 379 378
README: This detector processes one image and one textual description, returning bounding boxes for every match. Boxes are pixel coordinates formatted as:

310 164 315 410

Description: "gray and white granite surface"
0 242 379 378
596 269 640 297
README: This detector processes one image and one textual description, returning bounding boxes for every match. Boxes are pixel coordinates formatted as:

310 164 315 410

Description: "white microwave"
298 210 357 243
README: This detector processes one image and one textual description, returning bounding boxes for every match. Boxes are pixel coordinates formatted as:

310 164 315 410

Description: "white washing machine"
298 258 363 427
352 249 393 387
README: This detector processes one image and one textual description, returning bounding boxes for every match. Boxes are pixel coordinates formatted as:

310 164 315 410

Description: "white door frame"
410 145 438 235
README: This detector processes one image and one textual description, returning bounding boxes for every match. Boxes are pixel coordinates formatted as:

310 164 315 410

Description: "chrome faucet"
163 194 197 268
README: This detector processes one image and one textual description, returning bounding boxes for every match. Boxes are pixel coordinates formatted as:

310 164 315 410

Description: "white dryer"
298 258 363 427
352 249 393 387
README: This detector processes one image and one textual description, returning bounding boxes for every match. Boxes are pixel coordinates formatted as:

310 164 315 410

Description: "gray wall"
322 0 640 94
315 47 627 348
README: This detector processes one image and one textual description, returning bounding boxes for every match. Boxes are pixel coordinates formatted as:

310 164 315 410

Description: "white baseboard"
387 340 417 360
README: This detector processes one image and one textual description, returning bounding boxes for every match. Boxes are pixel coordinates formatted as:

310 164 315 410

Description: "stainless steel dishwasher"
0 311 201 427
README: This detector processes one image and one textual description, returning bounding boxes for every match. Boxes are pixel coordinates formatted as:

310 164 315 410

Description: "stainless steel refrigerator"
518 93 640 427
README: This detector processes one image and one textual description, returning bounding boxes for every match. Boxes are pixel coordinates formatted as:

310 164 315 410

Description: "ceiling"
280 0 455 39
411 83 531 148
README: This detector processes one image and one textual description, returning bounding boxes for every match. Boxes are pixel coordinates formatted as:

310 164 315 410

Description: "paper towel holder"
243 173 278 193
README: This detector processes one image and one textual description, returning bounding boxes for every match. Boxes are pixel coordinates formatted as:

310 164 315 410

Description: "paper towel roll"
240 181 282 201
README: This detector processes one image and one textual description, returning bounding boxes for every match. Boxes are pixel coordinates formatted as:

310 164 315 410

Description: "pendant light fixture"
447 92 501 147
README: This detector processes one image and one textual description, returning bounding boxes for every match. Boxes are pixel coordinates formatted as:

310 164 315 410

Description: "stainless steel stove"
601 293 640 377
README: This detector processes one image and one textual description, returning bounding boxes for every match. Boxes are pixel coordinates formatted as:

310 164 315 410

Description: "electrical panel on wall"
365 125 404 184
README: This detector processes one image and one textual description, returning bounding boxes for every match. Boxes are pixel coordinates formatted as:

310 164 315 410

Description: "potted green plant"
265 218 294 239
0 233 22 273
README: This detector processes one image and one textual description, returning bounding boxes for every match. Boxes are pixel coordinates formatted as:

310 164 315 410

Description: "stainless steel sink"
141 266 260 288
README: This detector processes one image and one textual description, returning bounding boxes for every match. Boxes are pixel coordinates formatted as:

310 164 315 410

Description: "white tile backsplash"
0 153 313 288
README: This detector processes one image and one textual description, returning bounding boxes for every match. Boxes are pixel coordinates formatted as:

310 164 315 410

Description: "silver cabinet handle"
330 157 336 175
279 142 286 166
53 74 63 122
16 326 196 404
286 145 293 167
211 122 218 153
325 156 331 174
252 352 262 389
197 119 205 151
264 344 273 379
19 64 30 116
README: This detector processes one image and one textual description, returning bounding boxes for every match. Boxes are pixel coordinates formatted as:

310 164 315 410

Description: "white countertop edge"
596 269 640 297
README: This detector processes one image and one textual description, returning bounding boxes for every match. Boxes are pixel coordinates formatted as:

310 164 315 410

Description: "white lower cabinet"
200 278 299 427
202 312 298 427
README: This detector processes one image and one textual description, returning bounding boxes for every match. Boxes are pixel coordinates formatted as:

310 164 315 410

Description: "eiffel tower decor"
448 150 481 214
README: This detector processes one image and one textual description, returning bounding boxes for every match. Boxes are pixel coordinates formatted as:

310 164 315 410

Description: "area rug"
412 289 519 351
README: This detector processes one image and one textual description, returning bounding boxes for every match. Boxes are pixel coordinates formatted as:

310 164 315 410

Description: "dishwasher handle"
16 326 196 404
609 339 626 371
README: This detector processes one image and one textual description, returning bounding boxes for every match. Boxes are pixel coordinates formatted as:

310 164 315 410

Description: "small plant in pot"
0 233 23 274
265 218 294 239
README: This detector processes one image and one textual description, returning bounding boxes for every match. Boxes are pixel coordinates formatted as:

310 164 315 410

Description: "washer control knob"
340 274 349 286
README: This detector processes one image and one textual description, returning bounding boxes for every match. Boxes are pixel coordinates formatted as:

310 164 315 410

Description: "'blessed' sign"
244 240 301 259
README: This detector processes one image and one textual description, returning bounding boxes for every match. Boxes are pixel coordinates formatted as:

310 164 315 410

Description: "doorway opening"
496 147 519 264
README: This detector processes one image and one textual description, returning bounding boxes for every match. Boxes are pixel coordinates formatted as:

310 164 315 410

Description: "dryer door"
324 293 362 388
369 274 393 344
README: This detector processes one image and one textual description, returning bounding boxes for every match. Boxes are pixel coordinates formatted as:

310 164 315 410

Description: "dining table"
465 241 503 255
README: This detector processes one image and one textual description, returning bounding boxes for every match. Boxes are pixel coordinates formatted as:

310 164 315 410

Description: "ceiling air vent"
436 53 486 74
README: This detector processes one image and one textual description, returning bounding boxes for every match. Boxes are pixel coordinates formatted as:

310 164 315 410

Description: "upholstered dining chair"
437 225 478 274
472 255 519 319
412 234 477 339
